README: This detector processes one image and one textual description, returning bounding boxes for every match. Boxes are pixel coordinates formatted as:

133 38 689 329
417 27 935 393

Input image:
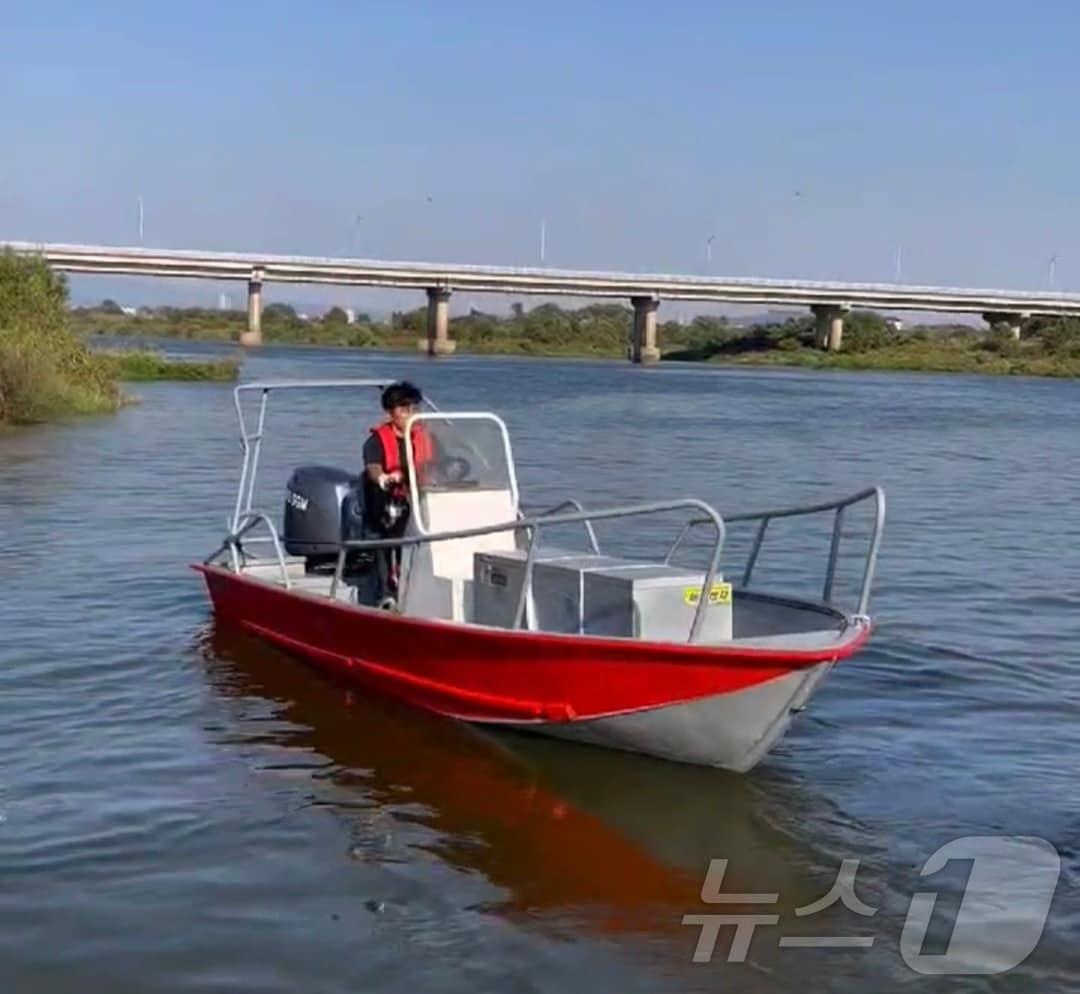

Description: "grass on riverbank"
99 349 240 382
0 251 120 425
0 252 245 426
707 342 1080 377
72 301 658 357
71 299 1080 377
665 312 1080 377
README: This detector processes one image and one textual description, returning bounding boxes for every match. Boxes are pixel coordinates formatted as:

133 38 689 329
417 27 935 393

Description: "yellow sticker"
684 583 732 606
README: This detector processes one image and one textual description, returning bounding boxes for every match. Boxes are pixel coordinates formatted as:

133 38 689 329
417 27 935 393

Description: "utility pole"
137 195 144 244
539 219 546 264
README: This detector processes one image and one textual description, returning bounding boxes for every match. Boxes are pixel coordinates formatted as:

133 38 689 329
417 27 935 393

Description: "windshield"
407 413 516 496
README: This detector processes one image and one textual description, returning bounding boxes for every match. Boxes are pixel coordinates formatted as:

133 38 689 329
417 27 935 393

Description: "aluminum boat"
196 379 885 772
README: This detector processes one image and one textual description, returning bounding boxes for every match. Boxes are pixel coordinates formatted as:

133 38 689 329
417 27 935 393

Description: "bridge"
8 240 1080 361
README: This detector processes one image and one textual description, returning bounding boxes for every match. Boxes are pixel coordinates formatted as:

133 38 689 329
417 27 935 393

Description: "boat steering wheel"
435 455 472 485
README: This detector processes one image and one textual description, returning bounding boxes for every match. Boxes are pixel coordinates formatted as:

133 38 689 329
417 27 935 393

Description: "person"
361 381 433 608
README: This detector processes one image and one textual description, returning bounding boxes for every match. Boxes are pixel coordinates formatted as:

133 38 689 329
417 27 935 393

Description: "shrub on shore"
68 291 1080 377
100 350 240 382
0 251 119 424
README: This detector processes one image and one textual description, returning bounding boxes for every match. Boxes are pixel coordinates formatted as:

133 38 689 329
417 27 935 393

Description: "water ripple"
1 348 1077 992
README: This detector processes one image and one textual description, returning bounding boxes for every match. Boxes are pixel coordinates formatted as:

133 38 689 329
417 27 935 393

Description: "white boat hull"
511 662 834 771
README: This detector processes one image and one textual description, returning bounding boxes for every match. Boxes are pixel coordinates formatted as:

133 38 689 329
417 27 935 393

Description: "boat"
195 379 885 772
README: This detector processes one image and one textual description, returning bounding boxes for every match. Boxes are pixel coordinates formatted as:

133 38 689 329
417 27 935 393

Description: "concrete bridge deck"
7 240 1080 359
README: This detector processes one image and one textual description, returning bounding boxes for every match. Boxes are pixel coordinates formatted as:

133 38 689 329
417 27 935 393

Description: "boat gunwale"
192 561 872 667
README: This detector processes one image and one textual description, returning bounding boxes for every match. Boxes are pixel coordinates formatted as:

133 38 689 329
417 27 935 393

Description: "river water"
1 344 1078 992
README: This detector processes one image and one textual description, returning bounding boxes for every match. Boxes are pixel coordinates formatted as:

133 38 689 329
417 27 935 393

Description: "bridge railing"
9 240 1080 313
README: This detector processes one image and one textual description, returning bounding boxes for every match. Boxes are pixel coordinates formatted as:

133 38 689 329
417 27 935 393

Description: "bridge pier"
812 304 848 351
419 287 455 356
983 311 1027 340
241 270 263 347
630 295 660 363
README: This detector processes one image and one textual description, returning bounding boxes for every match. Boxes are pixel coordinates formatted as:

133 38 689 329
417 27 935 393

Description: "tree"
841 311 892 352
100 298 123 315
263 302 298 320
323 306 349 324
1025 316 1080 355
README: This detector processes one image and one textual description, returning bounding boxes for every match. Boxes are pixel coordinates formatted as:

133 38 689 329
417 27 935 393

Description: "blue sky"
4 1 1079 310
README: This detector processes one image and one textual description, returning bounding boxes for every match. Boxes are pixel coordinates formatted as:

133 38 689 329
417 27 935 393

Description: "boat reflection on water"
194 621 849 940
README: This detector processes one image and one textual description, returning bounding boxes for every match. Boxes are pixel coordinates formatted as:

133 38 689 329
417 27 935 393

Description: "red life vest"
371 422 433 491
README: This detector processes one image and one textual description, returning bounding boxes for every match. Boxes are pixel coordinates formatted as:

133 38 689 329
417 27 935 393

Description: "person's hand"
378 470 404 490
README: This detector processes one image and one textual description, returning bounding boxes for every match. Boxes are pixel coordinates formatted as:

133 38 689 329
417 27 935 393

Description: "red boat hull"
194 564 868 733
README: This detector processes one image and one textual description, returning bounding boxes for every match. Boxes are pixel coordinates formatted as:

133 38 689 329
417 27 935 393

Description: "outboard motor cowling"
283 465 361 558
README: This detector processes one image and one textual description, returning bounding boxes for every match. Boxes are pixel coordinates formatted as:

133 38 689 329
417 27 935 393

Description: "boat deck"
236 556 853 651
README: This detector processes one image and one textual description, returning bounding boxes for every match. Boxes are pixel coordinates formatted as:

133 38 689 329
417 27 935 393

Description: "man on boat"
362 381 433 608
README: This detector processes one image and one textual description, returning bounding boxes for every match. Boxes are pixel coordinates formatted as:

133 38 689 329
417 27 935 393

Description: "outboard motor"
283 466 370 576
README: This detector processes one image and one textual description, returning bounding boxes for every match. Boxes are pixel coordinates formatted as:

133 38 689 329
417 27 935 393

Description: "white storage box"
473 549 732 641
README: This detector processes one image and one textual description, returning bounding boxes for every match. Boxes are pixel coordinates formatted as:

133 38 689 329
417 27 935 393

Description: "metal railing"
519 498 601 554
230 380 440 533
664 486 885 617
205 509 292 587
207 486 885 635
15 241 1080 316
211 381 883 637
299 498 727 643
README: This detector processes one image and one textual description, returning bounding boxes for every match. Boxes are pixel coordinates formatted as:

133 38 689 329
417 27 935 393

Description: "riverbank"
0 253 245 426
0 252 119 425
72 302 1080 376
707 346 1080 377
73 301 651 358
660 309 1080 376
99 349 240 382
